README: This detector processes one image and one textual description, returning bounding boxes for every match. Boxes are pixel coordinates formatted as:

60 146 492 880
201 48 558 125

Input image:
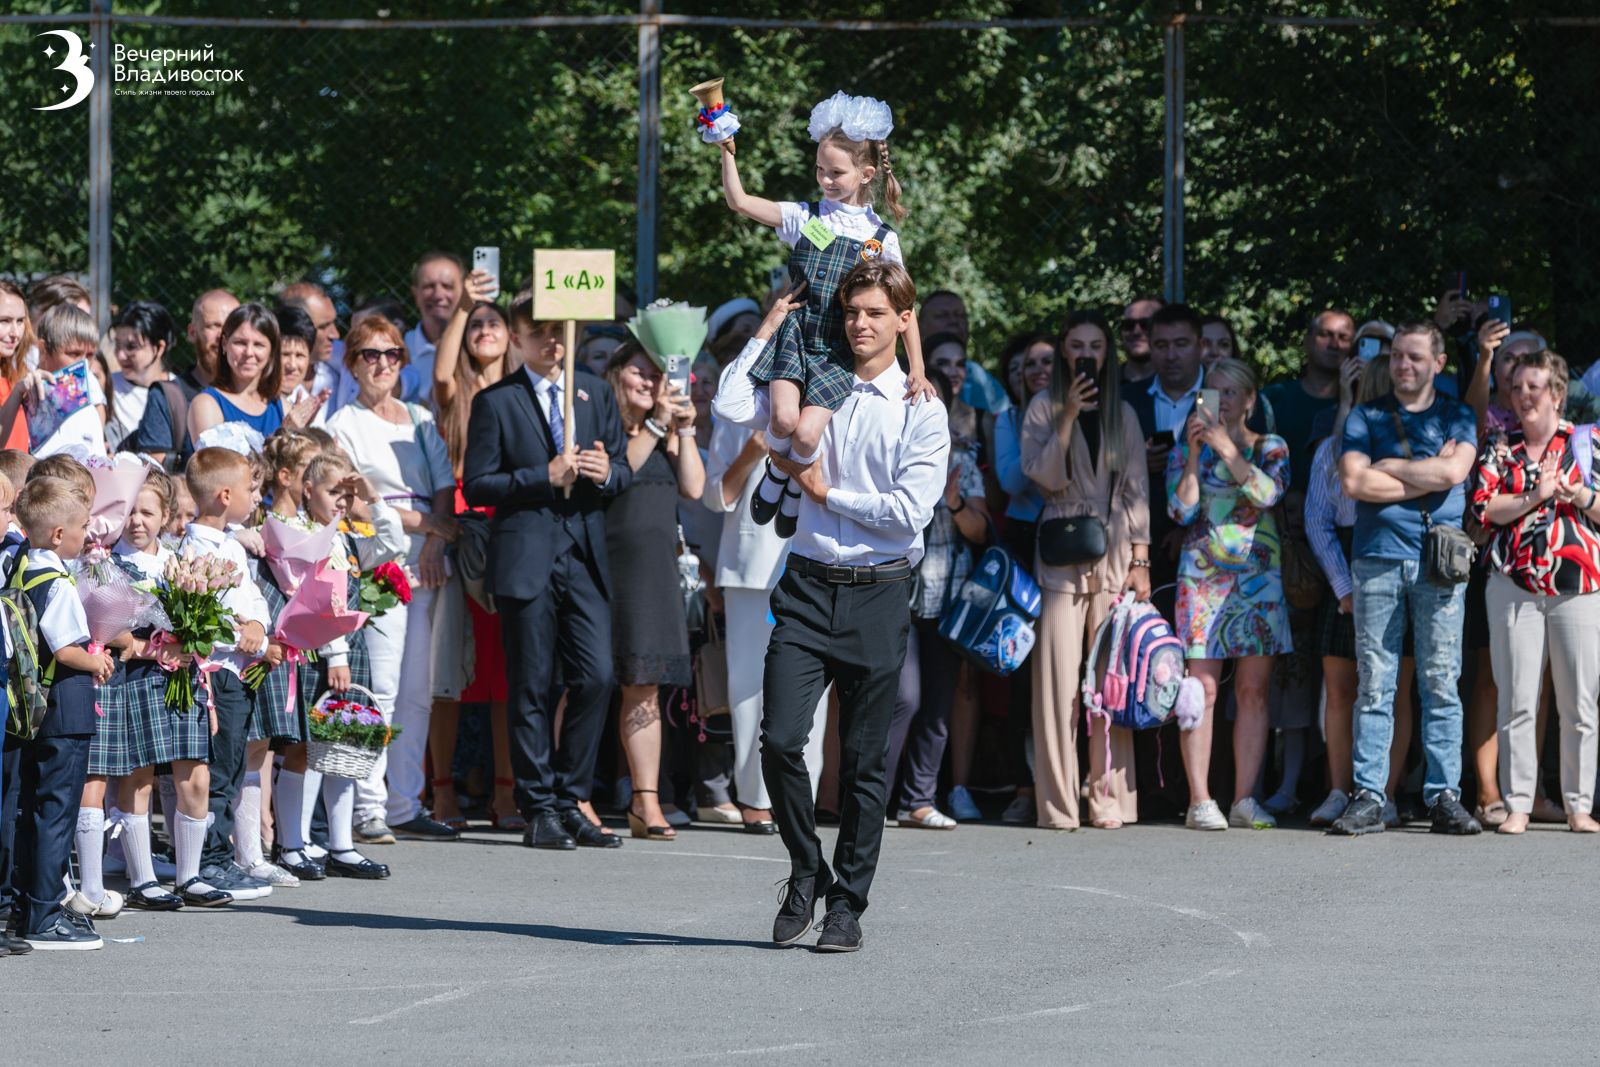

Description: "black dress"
604 442 691 686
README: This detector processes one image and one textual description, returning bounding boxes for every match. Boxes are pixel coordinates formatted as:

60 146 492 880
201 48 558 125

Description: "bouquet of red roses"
358 560 411 622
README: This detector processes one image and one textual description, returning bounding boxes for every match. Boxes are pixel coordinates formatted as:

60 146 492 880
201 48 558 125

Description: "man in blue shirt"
1332 322 1481 836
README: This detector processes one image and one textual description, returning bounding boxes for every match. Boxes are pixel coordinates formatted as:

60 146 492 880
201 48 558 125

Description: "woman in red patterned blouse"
1470 349 1600 834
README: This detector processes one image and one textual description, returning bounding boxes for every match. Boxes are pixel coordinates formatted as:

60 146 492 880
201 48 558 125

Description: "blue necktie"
548 380 564 453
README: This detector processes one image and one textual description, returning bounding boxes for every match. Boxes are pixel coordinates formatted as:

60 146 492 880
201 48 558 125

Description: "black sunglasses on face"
1121 317 1152 333
357 347 404 366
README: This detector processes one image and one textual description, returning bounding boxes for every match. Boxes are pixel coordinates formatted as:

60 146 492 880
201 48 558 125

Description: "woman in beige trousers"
1021 311 1151 830
1472 349 1600 834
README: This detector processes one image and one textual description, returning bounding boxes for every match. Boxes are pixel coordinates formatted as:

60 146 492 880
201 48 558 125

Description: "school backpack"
1081 594 1204 735
937 545 1041 676
0 567 54 741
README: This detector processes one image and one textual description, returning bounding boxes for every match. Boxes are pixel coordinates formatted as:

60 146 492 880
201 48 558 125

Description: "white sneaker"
1382 799 1400 828
897 808 957 829
64 889 124 919
245 861 301 888
1309 789 1350 827
1228 797 1277 829
1185 800 1228 831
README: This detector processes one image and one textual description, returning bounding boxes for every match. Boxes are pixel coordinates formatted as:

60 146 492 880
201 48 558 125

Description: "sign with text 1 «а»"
532 249 615 322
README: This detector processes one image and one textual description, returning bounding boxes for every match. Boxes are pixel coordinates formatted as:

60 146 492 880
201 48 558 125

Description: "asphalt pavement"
3 812 1597 1065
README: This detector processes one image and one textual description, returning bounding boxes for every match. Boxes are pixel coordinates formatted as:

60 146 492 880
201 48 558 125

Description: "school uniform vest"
21 565 97 738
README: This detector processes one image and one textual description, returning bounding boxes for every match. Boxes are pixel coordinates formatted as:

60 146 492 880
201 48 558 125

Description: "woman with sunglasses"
327 317 460 845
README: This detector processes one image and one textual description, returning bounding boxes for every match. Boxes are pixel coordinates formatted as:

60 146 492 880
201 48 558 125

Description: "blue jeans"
1351 557 1466 804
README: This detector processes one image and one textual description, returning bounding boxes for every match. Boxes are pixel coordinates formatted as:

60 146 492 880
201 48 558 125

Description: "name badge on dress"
800 215 836 252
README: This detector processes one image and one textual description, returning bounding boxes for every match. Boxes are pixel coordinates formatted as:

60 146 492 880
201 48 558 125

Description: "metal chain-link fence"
3 3 1598 375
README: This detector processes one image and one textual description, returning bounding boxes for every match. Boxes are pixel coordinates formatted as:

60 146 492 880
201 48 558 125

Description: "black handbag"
1037 514 1108 567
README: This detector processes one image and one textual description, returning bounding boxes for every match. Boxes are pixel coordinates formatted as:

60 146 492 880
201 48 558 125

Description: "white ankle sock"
276 771 305 852
122 813 157 889
174 811 208 887
764 429 792 455
235 771 264 869
75 808 105 903
324 776 356 854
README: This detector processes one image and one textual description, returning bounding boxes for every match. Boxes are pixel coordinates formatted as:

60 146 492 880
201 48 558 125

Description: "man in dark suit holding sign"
463 287 631 851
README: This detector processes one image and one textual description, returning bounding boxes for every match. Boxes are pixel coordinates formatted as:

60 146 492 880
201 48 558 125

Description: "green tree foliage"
2 0 1596 379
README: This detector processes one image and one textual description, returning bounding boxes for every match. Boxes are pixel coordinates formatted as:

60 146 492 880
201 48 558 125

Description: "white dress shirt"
713 337 950 566
177 522 272 678
401 322 439 407
26 548 89 654
1149 369 1204 435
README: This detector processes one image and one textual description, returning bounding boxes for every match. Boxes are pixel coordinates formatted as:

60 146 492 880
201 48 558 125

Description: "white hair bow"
807 91 894 143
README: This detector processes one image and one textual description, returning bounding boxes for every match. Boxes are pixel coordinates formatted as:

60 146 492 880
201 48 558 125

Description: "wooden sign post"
532 249 616 496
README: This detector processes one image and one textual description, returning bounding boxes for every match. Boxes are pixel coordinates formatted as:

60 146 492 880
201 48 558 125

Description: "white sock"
764 428 792 455
174 811 209 888
323 775 356 854
235 771 264 869
123 813 157 889
301 769 323 851
158 775 178 839
276 770 306 852
75 808 105 904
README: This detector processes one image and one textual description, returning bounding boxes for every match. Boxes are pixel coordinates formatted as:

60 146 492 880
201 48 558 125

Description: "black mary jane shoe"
325 852 391 880
274 847 327 881
177 876 233 908
126 881 184 911
772 483 804 539
742 819 779 835
748 460 791 527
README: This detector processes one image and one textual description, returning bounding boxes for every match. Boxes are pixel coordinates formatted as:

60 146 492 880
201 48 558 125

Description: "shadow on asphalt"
245 906 777 949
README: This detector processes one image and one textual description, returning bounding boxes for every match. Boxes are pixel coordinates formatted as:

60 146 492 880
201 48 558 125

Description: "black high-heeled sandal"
627 789 676 841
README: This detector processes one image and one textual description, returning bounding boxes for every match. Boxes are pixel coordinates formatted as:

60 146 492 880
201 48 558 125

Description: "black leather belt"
788 554 912 585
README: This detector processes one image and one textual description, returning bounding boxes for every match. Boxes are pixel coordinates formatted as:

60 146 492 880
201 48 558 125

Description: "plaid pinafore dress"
749 202 894 412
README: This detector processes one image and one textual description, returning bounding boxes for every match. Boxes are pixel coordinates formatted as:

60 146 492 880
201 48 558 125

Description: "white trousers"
1486 573 1600 815
355 596 408 824
725 587 827 809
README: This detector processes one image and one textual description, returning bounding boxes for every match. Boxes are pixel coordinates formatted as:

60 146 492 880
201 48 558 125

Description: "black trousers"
203 671 251 869
761 568 910 917
0 733 91 935
499 546 613 815
887 618 958 812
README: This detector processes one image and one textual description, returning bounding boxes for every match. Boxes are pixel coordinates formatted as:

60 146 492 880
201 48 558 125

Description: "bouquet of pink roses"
151 551 241 710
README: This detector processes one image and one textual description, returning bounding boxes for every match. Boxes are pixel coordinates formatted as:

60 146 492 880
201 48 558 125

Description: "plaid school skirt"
748 229 875 413
299 627 373 711
87 661 133 777
250 566 302 743
125 662 211 768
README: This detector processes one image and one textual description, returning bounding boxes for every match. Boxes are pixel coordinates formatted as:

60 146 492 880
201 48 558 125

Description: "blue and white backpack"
937 546 1041 676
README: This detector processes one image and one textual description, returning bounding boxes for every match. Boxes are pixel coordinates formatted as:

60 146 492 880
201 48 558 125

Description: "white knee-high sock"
75 808 105 903
122 813 157 889
174 811 209 888
235 771 264 869
323 775 356 854
276 770 305 852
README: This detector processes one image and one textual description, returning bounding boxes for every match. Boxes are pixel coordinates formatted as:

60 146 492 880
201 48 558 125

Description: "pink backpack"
1081 594 1204 736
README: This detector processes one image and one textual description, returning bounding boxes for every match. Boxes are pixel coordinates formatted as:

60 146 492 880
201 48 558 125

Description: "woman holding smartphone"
1020 310 1150 830
1167 358 1292 831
